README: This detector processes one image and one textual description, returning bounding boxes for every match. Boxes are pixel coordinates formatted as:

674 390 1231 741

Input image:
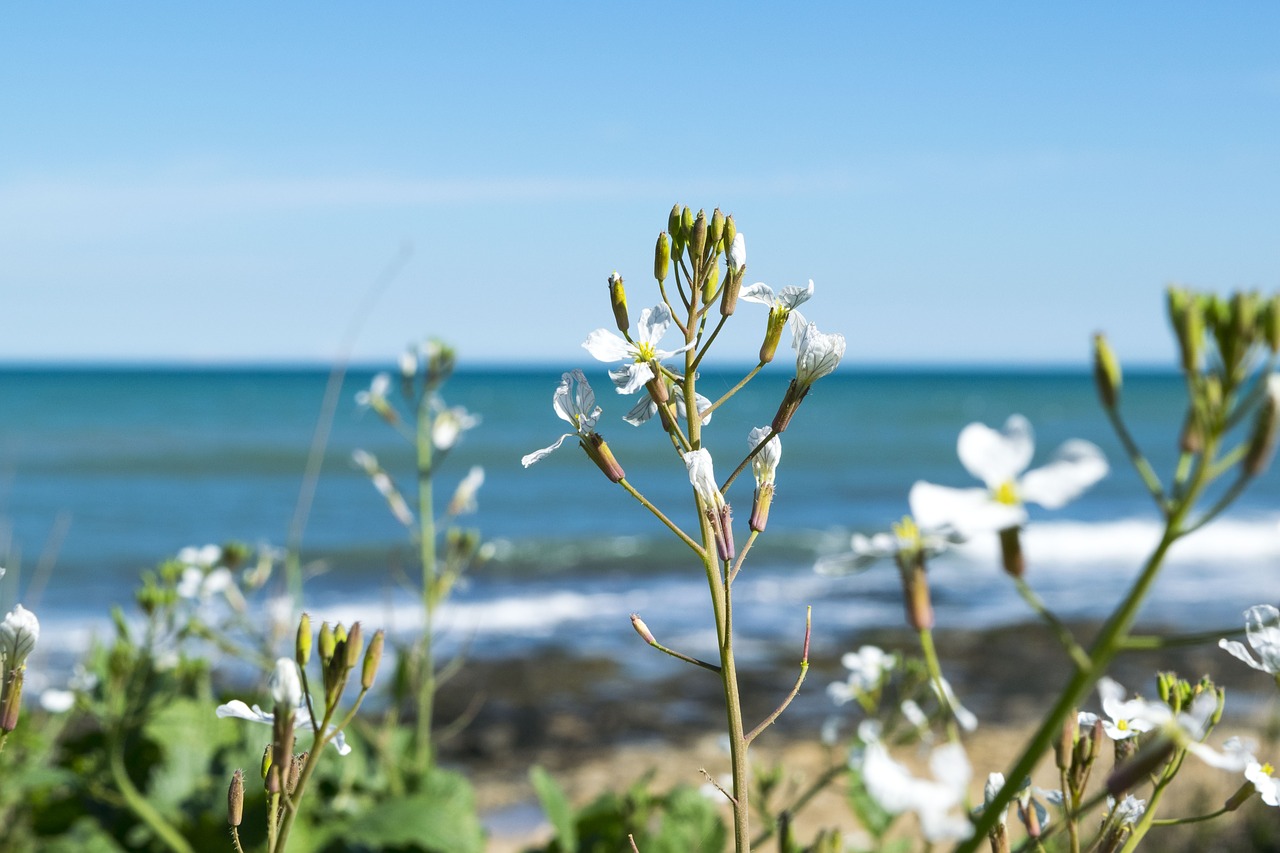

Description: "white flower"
177 544 223 569
582 304 694 394
1219 604 1280 674
911 415 1108 537
447 466 485 516
268 657 303 708
727 233 746 271
855 732 973 842
739 278 812 315
521 370 603 467
748 427 781 488
40 689 75 713
1108 794 1146 826
176 566 235 601
622 389 713 427
215 700 351 755
827 645 896 705
398 348 417 379
1245 759 1279 807
683 448 724 511
790 311 845 386
815 486 964 577
983 772 1010 830
352 450 415 526
431 400 481 451
355 372 391 410
933 675 979 733
0 604 39 668
1079 676 1163 741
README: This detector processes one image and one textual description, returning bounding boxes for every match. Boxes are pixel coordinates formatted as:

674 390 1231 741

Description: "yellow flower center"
1263 762 1275 777
635 341 657 362
1117 719 1129 732
994 480 1020 506
892 516 923 550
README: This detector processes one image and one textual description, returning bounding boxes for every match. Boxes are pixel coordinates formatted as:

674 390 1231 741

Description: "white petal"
957 415 1035 489
814 552 878 576
610 362 653 395
1019 440 1108 509
1244 604 1280 671
683 448 722 507
582 329 632 362
728 233 746 270
216 700 273 724
908 481 1026 536
738 282 776 306
778 279 814 310
1219 638 1268 672
622 396 656 426
40 689 75 713
635 304 672 345
521 433 575 467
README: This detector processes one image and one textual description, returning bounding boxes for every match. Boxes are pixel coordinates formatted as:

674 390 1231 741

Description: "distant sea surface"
3 365 1277 680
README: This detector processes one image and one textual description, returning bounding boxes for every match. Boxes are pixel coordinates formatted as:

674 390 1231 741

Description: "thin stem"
618 478 705 556
917 627 962 743
1013 577 1091 672
1182 470 1250 535
728 529 760 584
1151 806 1231 826
108 739 194 853
414 400 437 774
690 314 730 373
705 363 766 418
1121 625 1244 650
745 607 811 743
1103 405 1165 511
721 427 776 494
1061 767 1081 853
637 630 722 673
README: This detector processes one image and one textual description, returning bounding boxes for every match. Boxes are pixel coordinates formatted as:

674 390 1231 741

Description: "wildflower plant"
351 340 489 779
525 205 844 851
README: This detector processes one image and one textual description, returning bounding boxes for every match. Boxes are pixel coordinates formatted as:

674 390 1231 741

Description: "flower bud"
709 208 725 249
701 264 720 305
344 622 364 671
1243 376 1280 477
759 310 787 364
654 233 670 283
1107 734 1175 797
771 379 808 434
582 433 625 483
630 613 655 645
0 669 24 733
668 204 682 247
1093 333 1122 409
269 658 303 709
1055 711 1078 771
227 769 244 827
296 612 312 667
609 272 629 333
287 751 306 795
680 206 693 247
690 209 707 262
362 629 384 690
424 340 456 390
723 215 736 254
318 621 335 667
998 526 1025 578
1167 286 1203 374
260 744 273 783
895 552 934 631
750 482 774 533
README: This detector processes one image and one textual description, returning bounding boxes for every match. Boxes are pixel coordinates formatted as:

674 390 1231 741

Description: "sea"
3 365 1278 689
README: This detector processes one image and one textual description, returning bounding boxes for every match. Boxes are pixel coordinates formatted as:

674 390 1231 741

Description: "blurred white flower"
268 657 303 708
447 466 485 516
911 415 1108 537
1219 604 1280 674
177 566 235 601
355 372 391 411
854 730 973 842
1078 677 1161 741
583 304 693 394
0 604 39 668
40 689 74 713
827 645 896 706
215 700 351 755
431 400 481 451
933 675 979 733
1246 758 1279 807
1108 794 1146 826
177 544 222 569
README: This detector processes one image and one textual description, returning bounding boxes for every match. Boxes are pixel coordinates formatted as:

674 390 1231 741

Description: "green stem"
108 738 194 853
704 363 765 418
745 607 810 743
1151 805 1231 826
1013 577 1091 672
917 628 961 743
690 313 730 373
618 478 704 556
415 401 437 774
1103 405 1165 511
1121 625 1244 650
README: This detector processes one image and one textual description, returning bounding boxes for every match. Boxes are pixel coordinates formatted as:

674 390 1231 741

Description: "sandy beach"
429 621 1279 850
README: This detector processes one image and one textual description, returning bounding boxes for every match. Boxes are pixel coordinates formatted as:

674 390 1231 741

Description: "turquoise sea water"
2 365 1278 678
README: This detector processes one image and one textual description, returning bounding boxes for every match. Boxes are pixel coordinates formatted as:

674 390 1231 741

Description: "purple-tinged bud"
582 433 625 483
228 769 245 826
895 551 934 631
0 669 23 733
609 272 630 333
771 379 809 434
750 483 774 533
999 527 1025 578
630 613 656 645
646 372 669 405
1244 376 1280 477
709 504 736 562
362 629 384 690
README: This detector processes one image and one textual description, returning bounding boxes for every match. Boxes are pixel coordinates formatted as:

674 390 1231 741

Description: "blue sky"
3 3 1279 366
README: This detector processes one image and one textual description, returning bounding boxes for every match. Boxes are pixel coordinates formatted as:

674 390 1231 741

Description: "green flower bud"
723 214 736 254
260 744 272 784
654 233 670 283
296 612 312 667
668 204 682 247
680 206 693 247
318 622 336 665
690 209 707 262
709 208 725 249
608 272 629 333
1167 286 1203 374
362 629 384 690
344 622 363 670
701 264 720 305
1092 333 1122 409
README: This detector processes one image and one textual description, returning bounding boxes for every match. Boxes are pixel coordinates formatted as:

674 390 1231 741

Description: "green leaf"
648 786 726 853
141 696 238 811
530 765 577 852
341 766 484 853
